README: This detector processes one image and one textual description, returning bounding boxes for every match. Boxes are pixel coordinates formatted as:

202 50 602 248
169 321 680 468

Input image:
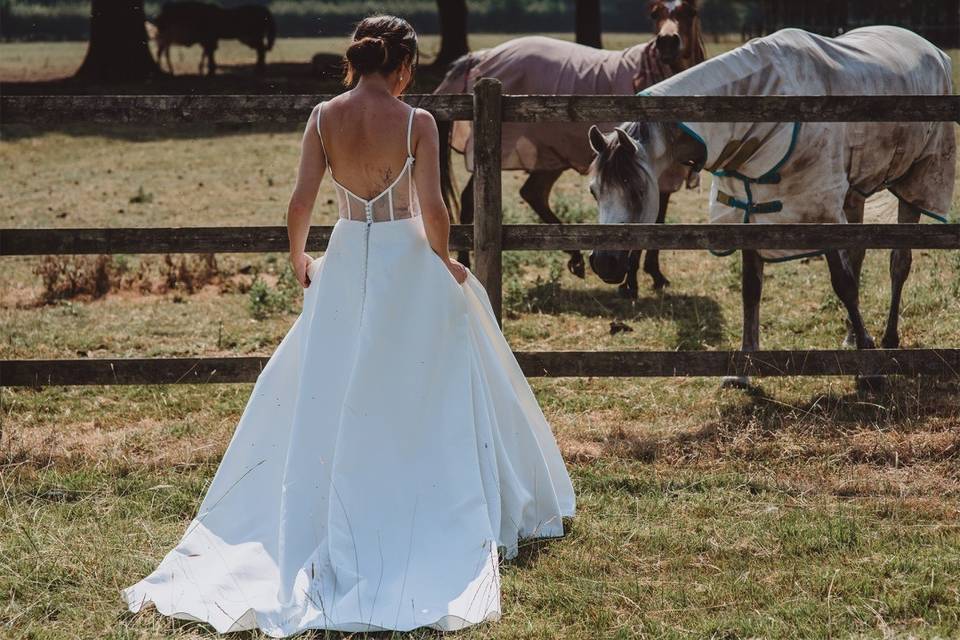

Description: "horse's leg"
619 251 641 299
642 192 671 290
881 199 921 349
722 249 764 389
520 169 584 277
826 249 875 350
457 174 475 268
842 190 866 347
256 47 266 74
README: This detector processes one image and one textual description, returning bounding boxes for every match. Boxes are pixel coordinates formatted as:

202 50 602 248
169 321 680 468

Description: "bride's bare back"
317 96 421 222
318 96 416 198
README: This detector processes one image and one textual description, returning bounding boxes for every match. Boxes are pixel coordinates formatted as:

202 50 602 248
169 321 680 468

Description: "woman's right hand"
445 257 468 284
290 251 314 289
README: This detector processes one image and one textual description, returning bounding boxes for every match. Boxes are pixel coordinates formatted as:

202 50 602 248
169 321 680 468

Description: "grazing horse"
147 1 276 76
434 0 706 294
586 26 955 387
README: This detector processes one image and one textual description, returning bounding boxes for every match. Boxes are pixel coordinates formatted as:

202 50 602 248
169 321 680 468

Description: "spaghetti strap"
316 101 329 166
406 106 416 158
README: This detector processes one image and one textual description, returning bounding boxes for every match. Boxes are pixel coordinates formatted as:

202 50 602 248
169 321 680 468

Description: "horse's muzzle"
589 250 629 284
656 34 681 63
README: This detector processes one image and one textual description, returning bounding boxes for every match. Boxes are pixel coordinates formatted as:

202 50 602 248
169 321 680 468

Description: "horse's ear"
615 127 639 152
588 125 607 154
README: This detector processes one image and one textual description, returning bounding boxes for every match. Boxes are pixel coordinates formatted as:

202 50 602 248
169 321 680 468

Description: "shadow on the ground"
569 375 960 468
517 284 726 351
507 515 576 571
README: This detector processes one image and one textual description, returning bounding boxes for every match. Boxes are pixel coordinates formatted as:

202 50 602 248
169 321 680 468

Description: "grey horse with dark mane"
587 26 955 387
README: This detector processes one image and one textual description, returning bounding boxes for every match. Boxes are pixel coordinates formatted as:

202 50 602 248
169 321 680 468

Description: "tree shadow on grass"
713 375 960 436
572 375 960 469
514 283 726 351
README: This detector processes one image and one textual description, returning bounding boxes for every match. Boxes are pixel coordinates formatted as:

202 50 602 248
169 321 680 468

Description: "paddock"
2 77 960 637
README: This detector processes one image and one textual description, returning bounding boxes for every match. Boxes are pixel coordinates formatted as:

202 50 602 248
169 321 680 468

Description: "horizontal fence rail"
3 349 958 386
2 94 958 125
3 87 959 385
2 224 958 256
0 95 474 124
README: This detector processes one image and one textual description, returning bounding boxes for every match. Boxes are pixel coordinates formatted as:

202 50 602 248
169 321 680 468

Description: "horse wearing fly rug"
587 26 955 387
434 0 706 293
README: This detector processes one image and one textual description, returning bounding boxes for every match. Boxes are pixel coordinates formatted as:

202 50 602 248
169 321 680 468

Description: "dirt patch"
2 416 233 470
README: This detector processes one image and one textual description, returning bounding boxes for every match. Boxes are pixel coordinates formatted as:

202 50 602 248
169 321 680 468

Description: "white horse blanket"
641 25 956 260
437 35 693 191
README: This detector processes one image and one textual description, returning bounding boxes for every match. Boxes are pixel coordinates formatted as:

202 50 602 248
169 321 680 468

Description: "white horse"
586 26 956 387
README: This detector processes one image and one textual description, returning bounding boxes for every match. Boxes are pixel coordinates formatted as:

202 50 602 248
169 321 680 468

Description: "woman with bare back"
122 14 575 636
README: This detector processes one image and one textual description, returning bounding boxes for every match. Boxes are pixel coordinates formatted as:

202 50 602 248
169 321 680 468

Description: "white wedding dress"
122 101 576 636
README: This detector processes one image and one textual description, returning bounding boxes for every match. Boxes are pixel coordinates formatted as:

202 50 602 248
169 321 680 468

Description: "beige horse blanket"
436 35 693 191
641 26 956 260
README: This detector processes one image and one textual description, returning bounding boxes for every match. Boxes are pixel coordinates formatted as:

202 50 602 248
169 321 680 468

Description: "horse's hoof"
651 275 670 290
721 375 752 390
842 335 857 349
856 375 885 393
880 335 900 349
617 282 638 299
567 256 585 279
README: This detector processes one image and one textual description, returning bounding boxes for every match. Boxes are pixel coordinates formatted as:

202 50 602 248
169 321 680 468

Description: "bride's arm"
286 104 327 288
412 109 468 284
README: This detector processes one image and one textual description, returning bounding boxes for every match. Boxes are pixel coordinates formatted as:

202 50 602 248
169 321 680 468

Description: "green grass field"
2 35 959 639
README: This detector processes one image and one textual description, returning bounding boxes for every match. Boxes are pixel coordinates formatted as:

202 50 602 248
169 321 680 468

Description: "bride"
122 14 576 636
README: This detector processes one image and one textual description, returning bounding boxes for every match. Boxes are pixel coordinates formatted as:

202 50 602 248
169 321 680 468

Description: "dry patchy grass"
2 34 959 639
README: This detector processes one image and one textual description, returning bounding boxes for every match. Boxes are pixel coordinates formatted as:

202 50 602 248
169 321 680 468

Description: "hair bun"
342 15 418 87
345 36 389 73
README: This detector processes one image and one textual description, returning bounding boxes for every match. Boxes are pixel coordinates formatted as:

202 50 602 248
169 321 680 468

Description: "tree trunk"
575 0 602 48
75 0 162 83
433 0 469 67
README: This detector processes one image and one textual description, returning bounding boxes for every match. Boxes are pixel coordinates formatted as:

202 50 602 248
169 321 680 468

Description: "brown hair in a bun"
342 15 418 87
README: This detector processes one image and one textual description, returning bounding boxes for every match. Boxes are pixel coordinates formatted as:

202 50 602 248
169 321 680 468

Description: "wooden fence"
2 86 959 386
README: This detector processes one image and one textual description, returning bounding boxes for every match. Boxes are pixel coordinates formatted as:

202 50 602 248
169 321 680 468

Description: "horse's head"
649 0 702 70
586 123 660 285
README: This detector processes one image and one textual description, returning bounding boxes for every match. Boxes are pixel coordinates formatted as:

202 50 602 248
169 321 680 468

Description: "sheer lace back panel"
317 101 422 223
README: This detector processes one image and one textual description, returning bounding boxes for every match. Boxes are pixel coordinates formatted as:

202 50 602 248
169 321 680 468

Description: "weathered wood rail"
3 224 958 256
2 94 957 124
2 87 959 387
2 349 957 386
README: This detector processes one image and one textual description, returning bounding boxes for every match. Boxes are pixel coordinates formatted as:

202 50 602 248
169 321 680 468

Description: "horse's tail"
436 52 478 221
438 120 458 222
264 10 276 51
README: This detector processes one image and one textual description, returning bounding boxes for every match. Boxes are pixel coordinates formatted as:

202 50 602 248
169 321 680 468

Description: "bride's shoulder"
410 106 438 150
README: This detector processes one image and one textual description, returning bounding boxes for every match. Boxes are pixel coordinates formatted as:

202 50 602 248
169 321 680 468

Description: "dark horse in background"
146 1 276 76
434 0 707 296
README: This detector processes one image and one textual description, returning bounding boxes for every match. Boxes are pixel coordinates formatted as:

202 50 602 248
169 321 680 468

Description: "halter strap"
315 101 329 166
406 105 416 158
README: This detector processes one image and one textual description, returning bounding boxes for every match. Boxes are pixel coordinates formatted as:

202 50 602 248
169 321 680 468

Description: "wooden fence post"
472 77 503 326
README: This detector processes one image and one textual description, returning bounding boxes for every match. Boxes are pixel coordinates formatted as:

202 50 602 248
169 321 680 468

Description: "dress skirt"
121 213 576 636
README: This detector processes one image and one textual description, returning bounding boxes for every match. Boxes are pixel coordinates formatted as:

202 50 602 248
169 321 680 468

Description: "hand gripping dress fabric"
121 102 576 636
